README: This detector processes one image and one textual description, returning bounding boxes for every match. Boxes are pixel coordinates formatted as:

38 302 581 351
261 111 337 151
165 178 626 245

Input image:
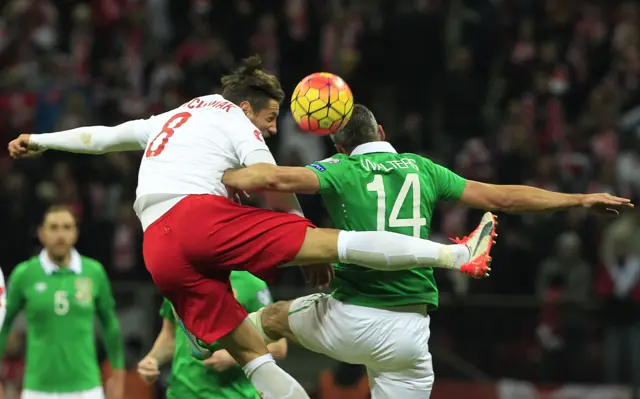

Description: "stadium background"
1 0 640 398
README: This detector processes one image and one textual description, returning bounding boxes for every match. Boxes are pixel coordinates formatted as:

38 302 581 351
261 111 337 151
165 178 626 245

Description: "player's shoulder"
318 154 348 164
309 154 349 170
402 153 444 170
12 258 37 274
79 256 107 273
10 256 42 281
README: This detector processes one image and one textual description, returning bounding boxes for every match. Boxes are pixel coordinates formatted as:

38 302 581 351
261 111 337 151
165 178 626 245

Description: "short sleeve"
225 113 271 166
430 161 467 201
304 156 345 194
159 298 176 322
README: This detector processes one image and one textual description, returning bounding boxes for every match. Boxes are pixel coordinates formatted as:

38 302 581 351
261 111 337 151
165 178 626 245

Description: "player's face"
247 99 280 138
38 210 78 258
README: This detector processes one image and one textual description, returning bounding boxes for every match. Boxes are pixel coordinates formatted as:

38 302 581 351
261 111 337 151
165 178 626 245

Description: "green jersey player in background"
221 104 633 399
136 271 287 399
0 205 125 399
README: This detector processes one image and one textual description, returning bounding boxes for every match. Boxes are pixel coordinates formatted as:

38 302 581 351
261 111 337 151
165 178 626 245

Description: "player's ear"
239 101 254 118
378 125 386 141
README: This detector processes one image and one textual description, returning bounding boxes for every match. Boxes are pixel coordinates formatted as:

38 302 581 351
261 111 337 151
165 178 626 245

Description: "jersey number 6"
145 112 193 158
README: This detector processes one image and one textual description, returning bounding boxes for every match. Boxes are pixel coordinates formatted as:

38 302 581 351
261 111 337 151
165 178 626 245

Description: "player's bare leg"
219 319 310 399
284 212 497 278
247 301 298 344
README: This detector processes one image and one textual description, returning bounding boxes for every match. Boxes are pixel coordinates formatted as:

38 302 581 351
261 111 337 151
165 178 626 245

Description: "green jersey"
0 250 124 393
160 271 272 399
306 142 467 309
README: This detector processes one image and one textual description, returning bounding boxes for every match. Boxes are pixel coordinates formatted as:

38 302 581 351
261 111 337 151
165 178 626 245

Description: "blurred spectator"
536 232 591 382
599 209 640 391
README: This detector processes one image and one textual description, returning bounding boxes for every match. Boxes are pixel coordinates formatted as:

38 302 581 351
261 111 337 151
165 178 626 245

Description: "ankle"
441 244 470 270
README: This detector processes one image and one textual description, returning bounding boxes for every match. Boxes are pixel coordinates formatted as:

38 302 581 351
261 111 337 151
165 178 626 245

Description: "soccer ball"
290 72 354 135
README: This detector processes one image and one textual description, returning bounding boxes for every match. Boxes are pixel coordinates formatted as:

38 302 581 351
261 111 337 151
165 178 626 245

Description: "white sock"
337 230 470 270
246 310 277 344
242 354 310 399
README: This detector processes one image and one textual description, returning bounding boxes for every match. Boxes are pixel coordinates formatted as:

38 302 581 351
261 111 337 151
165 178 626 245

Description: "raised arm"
460 180 633 215
8 119 151 158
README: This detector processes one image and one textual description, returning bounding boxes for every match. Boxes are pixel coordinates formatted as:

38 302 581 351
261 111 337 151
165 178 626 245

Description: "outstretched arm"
234 151 317 214
223 163 320 195
8 119 151 158
460 180 633 214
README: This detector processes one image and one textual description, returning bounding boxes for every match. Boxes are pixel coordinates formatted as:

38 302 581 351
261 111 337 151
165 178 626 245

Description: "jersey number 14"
367 174 427 238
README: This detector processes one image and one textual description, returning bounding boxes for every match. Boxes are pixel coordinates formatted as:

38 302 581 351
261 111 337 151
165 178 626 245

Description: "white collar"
39 249 82 275
350 142 397 156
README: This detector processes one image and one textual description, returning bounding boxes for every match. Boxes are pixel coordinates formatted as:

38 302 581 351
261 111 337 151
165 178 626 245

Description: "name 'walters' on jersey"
305 143 467 309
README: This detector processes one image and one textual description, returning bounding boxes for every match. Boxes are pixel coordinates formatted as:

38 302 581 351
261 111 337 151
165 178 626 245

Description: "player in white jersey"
8 56 501 399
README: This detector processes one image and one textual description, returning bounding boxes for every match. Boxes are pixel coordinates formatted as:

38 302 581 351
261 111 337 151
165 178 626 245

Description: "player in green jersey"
222 104 633 398
0 205 125 399
136 271 287 399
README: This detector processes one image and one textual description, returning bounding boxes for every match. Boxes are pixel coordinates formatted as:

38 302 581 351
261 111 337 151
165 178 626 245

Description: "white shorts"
21 387 104 399
288 293 434 399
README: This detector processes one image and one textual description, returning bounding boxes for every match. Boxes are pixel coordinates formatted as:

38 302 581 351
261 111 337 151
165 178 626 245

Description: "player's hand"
202 349 236 371
226 186 251 204
7 134 44 159
106 369 125 399
137 355 161 384
580 193 634 216
301 264 334 290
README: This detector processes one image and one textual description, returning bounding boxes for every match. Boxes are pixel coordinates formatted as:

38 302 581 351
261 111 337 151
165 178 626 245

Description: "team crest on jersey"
35 282 47 292
320 157 341 164
74 277 93 305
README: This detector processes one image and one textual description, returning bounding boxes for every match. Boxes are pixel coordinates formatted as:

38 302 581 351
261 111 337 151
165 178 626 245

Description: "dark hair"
41 204 77 226
221 55 285 111
330 104 379 151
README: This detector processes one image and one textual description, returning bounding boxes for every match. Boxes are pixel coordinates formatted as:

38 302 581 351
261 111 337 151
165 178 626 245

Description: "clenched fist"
8 134 44 159
137 355 161 384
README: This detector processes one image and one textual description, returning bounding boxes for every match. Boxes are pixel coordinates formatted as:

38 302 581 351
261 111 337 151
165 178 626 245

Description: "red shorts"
142 194 314 344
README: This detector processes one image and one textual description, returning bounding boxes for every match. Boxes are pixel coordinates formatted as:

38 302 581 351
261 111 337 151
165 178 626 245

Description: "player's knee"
261 301 292 341
290 228 340 265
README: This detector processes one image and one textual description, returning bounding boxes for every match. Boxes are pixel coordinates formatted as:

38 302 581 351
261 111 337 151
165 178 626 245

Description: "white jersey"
29 94 274 230
130 95 270 227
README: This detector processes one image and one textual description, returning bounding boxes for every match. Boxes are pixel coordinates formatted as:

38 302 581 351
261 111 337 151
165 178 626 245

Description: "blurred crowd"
1 0 640 390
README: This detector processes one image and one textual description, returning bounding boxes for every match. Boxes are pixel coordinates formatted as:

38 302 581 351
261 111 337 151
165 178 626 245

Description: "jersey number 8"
145 112 193 158
367 173 427 238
